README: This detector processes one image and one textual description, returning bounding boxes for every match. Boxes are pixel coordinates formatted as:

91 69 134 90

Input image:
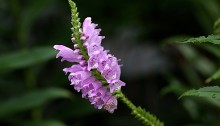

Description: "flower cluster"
54 17 125 113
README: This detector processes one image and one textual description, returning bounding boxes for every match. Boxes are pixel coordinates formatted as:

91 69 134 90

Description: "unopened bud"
74 44 78 49
71 37 75 42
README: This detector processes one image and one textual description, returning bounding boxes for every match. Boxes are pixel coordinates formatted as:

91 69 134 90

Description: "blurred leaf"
161 35 191 45
18 0 56 44
21 0 54 30
0 88 72 118
201 44 220 58
54 97 99 119
182 99 200 120
161 78 188 96
23 120 66 126
199 97 220 108
0 46 56 71
196 0 220 20
213 18 220 34
179 86 220 100
206 69 220 83
179 35 220 45
191 0 220 33
177 45 215 82
181 63 202 87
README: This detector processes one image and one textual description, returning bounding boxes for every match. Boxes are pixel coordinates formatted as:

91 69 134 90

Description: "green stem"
115 90 164 126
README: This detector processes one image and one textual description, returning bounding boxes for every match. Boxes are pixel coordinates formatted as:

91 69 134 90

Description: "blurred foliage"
0 88 72 118
206 69 220 83
0 46 56 71
1 0 220 126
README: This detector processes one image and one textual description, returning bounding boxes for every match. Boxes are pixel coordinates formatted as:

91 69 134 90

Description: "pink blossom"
54 17 125 113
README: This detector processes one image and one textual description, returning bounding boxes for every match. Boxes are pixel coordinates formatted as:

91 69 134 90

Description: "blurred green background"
1 0 220 126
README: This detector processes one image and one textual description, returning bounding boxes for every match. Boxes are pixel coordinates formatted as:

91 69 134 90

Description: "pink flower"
54 17 125 113
54 45 82 62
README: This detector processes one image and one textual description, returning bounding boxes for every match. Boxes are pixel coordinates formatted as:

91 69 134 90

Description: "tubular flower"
54 17 125 113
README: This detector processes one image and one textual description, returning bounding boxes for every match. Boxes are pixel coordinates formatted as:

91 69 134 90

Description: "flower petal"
103 65 121 83
54 45 82 62
63 64 85 74
109 80 126 93
103 96 117 113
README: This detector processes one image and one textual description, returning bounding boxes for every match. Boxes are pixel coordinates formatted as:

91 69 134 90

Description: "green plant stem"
115 90 164 126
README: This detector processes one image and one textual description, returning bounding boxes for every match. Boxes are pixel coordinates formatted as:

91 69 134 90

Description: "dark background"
1 0 220 126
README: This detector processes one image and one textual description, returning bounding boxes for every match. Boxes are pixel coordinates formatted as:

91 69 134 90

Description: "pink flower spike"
54 17 126 113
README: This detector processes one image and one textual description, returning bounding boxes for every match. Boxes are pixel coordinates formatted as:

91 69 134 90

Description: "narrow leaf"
179 35 220 45
0 46 56 71
179 86 220 100
0 88 72 118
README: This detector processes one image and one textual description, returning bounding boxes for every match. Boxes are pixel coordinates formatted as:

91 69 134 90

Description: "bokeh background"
1 0 220 126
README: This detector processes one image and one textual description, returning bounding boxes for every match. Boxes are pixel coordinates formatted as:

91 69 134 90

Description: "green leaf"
179 35 220 45
179 86 220 100
206 69 220 83
0 46 56 71
23 120 67 126
0 88 72 118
